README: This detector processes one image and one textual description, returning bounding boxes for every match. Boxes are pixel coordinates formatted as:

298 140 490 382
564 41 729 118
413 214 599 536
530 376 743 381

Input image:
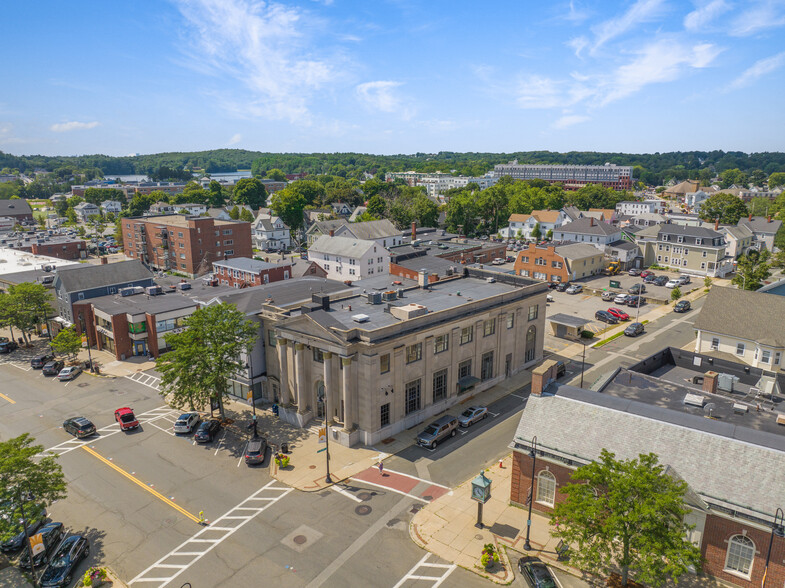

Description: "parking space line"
82 446 201 523
0 392 16 404
213 431 225 456
392 553 456 588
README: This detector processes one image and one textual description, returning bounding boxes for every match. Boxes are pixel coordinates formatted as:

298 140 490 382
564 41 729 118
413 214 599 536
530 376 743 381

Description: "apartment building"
212 257 292 288
504 210 569 240
493 161 633 190
738 215 782 251
268 269 547 446
552 217 622 251
309 235 389 281
122 215 252 278
513 242 603 282
73 202 100 223
634 223 732 277
615 200 666 216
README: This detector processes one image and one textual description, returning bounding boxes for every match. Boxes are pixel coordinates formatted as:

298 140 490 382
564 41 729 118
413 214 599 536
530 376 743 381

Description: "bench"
555 540 570 561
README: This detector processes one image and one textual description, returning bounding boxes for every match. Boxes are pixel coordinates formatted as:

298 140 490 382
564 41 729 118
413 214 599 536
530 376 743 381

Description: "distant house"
309 235 389 281
552 217 622 251
633 223 732 277
615 200 666 216
306 219 349 246
738 215 782 252
212 257 292 287
348 206 367 222
73 202 101 223
251 213 291 252
331 202 353 217
101 200 123 214
503 210 569 240
605 240 641 269
334 218 402 249
684 190 711 212
303 209 336 226
514 242 603 282
721 224 755 258
0 199 34 224
172 203 207 216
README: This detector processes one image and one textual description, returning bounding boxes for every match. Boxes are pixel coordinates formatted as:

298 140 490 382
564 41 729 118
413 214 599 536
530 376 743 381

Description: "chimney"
531 360 556 396
411 222 417 241
749 213 753 221
589 217 595 226
714 218 719 231
101 257 108 265
418 269 430 289
329 229 335 237
703 371 719 395
768 216 772 223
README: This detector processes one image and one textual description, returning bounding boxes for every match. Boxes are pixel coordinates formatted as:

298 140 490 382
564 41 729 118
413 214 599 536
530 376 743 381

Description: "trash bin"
84 360 92 369
281 442 289 454
94 366 100 375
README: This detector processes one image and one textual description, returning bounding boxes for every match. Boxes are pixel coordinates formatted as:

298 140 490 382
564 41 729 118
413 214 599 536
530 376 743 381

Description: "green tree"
546 229 553 240
266 168 286 182
5 283 52 346
531 223 541 240
51 327 82 360
445 191 479 235
366 194 386 218
207 180 226 208
65 208 77 224
87 214 106 238
229 205 240 220
82 187 124 206
770 249 785 269
0 434 67 558
156 304 257 418
732 249 771 290
551 450 702 587
704 276 712 289
748 196 774 217
270 187 308 230
670 287 682 301
170 181 207 205
239 208 254 222
698 193 748 224
233 178 267 210
353 211 379 222
768 172 785 189
719 168 748 189
477 185 509 234
127 192 161 217
114 217 125 247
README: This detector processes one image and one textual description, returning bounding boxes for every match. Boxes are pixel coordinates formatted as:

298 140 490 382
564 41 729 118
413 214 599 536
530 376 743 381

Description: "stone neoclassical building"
264 269 547 447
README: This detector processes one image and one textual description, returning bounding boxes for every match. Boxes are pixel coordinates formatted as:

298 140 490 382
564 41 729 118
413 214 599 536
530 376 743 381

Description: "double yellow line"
82 446 200 523
0 392 15 404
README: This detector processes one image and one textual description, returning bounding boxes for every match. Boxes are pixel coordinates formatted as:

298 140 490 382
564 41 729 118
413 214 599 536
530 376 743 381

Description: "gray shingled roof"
307 219 349 234
658 224 723 239
341 219 399 241
693 286 785 347
723 225 754 240
213 257 282 272
513 387 785 518
55 260 154 293
0 200 33 217
556 217 619 236
310 235 376 258
739 216 783 235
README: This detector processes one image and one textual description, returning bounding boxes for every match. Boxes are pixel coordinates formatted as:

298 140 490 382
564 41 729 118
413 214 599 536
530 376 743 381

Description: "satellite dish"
704 403 716 418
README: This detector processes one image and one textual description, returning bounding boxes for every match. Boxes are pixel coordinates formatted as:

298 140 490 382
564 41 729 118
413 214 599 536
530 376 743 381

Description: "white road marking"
382 469 450 490
129 481 292 587
213 431 225 456
236 456 243 468
11 364 32 371
510 393 527 399
392 553 457 588
331 484 362 503
347 478 428 503
488 411 500 417
125 372 162 392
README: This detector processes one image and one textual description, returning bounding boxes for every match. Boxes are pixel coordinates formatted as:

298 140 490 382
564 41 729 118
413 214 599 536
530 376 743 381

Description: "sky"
2 0 785 157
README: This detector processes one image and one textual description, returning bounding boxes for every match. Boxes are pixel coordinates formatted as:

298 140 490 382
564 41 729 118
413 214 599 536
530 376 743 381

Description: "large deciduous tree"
551 450 702 587
4 283 52 346
233 178 267 210
156 304 257 418
698 193 748 224
270 187 309 230
51 327 82 360
732 249 771 290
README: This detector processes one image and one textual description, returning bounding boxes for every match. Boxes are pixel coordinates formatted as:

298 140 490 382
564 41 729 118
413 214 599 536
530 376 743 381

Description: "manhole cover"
293 535 307 545
357 492 373 502
77 383 89 388
355 505 372 516
422 495 433 501
309 465 316 469
475 534 483 540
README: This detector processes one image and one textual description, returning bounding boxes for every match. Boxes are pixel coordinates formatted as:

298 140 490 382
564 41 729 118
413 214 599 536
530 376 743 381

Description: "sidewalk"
410 453 592 585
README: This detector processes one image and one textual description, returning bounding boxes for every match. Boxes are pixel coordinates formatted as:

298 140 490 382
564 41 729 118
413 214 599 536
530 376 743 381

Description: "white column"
323 351 334 424
295 343 306 413
341 356 353 430
277 338 290 405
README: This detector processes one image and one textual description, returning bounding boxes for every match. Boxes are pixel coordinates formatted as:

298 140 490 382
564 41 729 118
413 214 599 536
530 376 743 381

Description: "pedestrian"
378 461 384 476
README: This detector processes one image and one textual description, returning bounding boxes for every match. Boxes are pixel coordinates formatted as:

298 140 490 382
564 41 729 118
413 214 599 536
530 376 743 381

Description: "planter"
275 455 290 468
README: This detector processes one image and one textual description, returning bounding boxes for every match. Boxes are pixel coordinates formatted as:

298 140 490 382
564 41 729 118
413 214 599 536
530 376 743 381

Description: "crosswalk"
126 372 162 391
130 480 292 587
392 553 456 588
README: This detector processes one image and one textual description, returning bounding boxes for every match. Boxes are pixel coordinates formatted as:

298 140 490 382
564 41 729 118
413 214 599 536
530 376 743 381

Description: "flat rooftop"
0 246 80 276
90 291 197 316
136 214 242 228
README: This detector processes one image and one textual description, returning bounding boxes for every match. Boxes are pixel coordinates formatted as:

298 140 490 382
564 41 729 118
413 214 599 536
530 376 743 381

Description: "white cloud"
565 0 589 23
515 76 571 109
567 36 589 58
684 0 731 30
50 121 100 132
553 114 590 129
356 81 413 119
728 52 785 90
228 133 242 145
174 0 339 123
588 0 667 54
730 1 785 36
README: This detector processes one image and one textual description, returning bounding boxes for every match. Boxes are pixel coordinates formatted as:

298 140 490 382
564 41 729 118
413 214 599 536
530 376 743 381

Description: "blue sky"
2 0 785 157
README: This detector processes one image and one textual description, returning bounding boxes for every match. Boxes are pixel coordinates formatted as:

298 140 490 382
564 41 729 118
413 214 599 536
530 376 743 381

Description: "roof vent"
733 403 748 414
352 314 370 323
683 393 706 408
367 292 382 305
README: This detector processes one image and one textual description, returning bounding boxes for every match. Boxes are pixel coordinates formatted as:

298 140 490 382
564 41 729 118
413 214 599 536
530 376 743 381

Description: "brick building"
122 215 252 278
212 257 292 288
513 242 603 282
1 234 87 261
0 199 34 224
511 349 785 587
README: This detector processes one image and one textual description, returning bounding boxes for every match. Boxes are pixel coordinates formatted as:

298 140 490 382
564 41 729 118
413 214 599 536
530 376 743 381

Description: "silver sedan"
458 406 488 427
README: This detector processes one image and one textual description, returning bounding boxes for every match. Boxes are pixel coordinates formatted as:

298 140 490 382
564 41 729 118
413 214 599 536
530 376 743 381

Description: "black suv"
0 340 19 354
40 534 90 588
595 310 619 324
555 282 570 292
42 360 65 376
653 275 669 286
19 522 66 570
62 417 96 438
31 354 55 369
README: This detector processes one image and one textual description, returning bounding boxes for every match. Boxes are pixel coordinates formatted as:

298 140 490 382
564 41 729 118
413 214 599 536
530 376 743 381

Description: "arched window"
536 470 556 506
725 535 755 576
525 326 536 362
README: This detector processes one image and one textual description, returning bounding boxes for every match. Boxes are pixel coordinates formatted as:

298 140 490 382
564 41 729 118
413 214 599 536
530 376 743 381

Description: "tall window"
525 326 537 362
458 359 472 379
481 351 494 381
725 535 754 576
380 354 390 373
536 471 556 506
483 319 495 337
313 348 324 363
380 403 390 427
506 314 515 329
433 369 448 402
711 338 720 350
405 379 421 415
461 326 473 345
406 343 422 364
434 334 449 354
528 305 538 321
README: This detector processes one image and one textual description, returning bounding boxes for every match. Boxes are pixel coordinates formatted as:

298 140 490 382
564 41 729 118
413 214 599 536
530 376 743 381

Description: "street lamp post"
16 490 39 588
523 436 538 551
762 508 785 588
246 342 258 438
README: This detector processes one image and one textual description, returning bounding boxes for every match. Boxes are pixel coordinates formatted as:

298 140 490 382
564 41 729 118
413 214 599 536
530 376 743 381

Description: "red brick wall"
438 244 506 265
513 244 570 283
389 263 440 282
214 263 292 287
510 451 574 513
145 312 159 358
31 241 86 260
110 314 132 360
72 302 96 347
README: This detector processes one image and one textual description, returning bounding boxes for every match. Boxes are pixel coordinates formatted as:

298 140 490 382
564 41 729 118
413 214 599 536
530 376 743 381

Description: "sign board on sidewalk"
29 533 45 556
318 427 326 444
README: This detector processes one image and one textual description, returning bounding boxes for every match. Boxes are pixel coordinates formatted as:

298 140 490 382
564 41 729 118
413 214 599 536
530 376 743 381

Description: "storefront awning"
458 375 481 390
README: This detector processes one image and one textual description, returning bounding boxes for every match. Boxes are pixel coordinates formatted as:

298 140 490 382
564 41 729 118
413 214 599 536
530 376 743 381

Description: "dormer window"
677 236 684 243
661 234 669 241
696 238 702 245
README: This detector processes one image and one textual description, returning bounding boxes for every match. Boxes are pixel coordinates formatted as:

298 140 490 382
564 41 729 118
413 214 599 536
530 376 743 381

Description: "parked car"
677 275 691 285
42 360 65 376
62 417 96 438
554 360 566 378
548 281 560 289
643 273 658 284
628 283 646 295
416 415 459 449
0 340 19 354
491 258 505 265
546 293 554 303
518 556 562 588
194 419 222 443
18 522 65 570
244 436 268 465
173 412 201 434
39 534 90 588
594 310 618 324
0 507 47 552
607 307 630 321
674 300 691 313
555 282 570 292
114 407 139 431
653 275 669 286
601 290 616 301
613 293 630 304
458 406 488 427
628 268 642 276
624 322 645 337
505 256 515 263
665 279 681 288
31 354 55 369
57 366 82 381
565 284 583 294
640 270 654 278
625 295 644 308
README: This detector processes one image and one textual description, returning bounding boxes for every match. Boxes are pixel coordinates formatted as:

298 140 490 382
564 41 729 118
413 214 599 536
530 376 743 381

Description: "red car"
115 407 139 431
640 270 654 279
607 307 630 321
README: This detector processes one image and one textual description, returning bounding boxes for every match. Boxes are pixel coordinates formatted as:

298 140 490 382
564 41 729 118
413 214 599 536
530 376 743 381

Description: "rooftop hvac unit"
397 288 405 298
382 290 397 302
352 314 370 323
683 393 706 407
717 373 739 392
367 292 382 305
